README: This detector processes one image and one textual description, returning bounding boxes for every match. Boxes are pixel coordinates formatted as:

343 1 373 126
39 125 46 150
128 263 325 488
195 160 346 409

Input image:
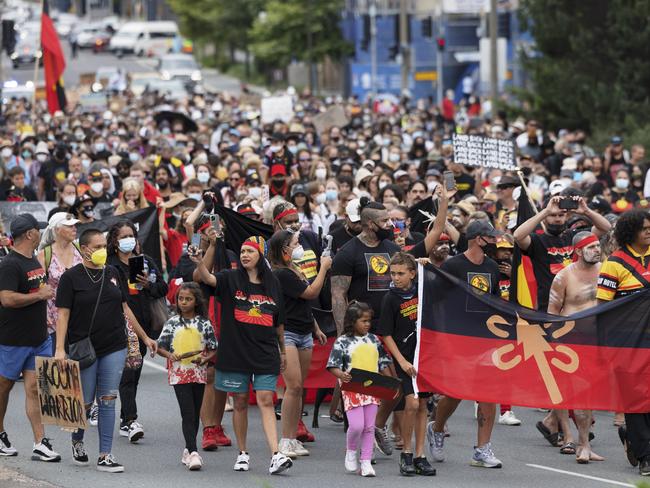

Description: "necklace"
83 264 104 284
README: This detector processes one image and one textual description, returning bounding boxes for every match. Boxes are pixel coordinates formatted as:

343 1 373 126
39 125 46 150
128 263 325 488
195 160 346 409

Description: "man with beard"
513 196 611 311
543 232 603 464
154 166 173 200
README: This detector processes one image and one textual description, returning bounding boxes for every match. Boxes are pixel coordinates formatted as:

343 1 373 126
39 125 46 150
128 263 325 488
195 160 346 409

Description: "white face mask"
36 153 48 162
81 158 91 169
291 245 305 261
90 182 103 193
197 172 210 184
1 148 12 158
389 153 400 163
378 181 388 190
62 195 77 206
616 178 629 190
315 193 326 205
427 181 438 193
315 168 327 180
188 193 202 201
248 186 262 199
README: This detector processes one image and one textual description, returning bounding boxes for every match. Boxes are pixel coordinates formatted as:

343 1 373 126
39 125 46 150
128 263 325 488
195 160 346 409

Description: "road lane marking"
143 359 167 373
526 464 635 487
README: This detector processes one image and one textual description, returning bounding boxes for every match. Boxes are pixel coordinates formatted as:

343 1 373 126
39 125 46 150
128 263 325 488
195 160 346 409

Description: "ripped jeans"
72 348 127 454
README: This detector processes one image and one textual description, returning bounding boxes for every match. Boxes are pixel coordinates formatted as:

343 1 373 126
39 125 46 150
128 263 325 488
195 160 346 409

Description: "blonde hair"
115 177 149 215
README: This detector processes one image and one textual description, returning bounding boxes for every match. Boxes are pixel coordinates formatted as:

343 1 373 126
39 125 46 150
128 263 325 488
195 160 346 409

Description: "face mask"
249 186 262 199
481 240 497 257
546 223 566 236
378 181 388 190
490 176 501 186
188 193 202 201
36 153 48 162
315 193 326 205
374 222 393 241
90 182 103 193
325 189 338 201
118 237 136 253
616 178 629 190
22 151 32 159
315 168 327 180
75 132 85 141
1 148 12 158
287 146 298 155
291 245 305 261
129 152 140 162
271 179 285 189
197 172 210 184
382 138 391 146
82 207 94 218
94 143 105 152
427 181 438 193
88 248 107 267
62 195 76 206
389 153 400 163
270 145 282 153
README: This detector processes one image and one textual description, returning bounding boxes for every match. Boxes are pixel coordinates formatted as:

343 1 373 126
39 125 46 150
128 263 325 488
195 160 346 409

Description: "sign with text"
36 357 86 430
312 106 349 136
452 134 517 171
261 95 294 123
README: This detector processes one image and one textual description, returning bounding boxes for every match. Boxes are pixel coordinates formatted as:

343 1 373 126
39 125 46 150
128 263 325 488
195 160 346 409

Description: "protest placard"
452 134 517 171
78 92 108 113
312 105 349 135
36 357 86 430
261 95 294 123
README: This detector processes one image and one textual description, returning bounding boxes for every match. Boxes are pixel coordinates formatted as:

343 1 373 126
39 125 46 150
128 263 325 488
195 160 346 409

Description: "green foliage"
517 0 650 134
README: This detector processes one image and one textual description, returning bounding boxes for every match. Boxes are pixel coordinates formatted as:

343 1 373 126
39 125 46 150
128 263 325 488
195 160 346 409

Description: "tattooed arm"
547 268 568 315
331 275 352 336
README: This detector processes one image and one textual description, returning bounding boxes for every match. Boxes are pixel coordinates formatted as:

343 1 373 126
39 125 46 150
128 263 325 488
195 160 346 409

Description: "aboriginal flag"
41 0 67 114
509 187 537 308
213 205 272 254
414 264 650 412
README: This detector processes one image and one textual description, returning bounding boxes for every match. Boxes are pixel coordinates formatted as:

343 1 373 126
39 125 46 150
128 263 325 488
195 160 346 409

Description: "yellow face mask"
90 248 107 267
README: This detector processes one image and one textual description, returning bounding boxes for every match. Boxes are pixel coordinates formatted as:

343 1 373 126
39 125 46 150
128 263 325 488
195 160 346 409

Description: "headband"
242 235 266 255
197 221 211 233
572 234 599 261
273 208 298 222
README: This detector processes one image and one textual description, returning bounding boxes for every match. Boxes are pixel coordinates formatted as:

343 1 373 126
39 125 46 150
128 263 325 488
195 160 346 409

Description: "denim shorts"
284 330 314 350
215 370 278 393
0 336 52 381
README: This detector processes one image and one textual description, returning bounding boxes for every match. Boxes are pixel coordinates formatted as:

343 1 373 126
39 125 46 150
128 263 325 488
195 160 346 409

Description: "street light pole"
489 0 498 109
399 0 409 93
435 1 443 106
369 0 377 97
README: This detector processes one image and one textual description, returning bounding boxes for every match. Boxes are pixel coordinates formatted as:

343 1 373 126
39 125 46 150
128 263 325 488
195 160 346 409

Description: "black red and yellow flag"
509 187 538 308
41 0 66 113
415 264 650 412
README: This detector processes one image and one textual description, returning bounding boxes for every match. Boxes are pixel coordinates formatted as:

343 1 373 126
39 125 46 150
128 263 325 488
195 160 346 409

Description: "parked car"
129 72 162 96
74 24 105 49
10 34 41 68
92 30 112 53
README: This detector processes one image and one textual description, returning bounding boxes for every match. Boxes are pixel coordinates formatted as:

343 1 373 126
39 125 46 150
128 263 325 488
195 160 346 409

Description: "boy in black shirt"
379 252 435 477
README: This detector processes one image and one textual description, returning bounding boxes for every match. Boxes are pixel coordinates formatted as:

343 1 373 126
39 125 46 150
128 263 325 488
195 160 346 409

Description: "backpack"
44 242 82 277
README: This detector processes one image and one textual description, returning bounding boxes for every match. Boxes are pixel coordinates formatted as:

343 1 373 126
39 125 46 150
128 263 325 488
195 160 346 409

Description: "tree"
518 0 650 133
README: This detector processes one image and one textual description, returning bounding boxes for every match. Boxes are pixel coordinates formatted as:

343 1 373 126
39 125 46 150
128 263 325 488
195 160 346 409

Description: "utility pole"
369 0 377 97
489 0 498 109
399 0 409 93
435 1 443 107
306 0 315 94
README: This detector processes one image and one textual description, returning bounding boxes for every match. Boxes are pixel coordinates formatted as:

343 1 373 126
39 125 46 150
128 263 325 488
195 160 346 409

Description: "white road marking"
143 359 167 373
526 463 636 487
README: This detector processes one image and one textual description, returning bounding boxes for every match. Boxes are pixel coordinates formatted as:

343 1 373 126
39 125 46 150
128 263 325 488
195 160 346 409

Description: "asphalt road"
0 355 647 488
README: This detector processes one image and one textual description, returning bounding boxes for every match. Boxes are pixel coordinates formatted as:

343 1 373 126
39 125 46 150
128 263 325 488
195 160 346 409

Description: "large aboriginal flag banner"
41 0 67 113
414 264 650 412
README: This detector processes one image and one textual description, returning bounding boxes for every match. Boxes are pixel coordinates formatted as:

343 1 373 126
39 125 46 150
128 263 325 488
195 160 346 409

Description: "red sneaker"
213 425 232 447
202 426 218 451
297 419 315 443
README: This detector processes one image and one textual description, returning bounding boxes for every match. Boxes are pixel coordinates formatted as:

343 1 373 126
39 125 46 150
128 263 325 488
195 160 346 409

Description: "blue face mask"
118 237 136 253
325 189 338 201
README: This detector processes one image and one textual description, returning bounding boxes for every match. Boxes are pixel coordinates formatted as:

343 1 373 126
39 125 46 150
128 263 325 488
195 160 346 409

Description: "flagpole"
31 0 45 122
516 170 546 233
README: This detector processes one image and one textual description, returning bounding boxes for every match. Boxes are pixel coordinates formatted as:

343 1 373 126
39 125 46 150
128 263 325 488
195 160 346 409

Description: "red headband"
572 234 599 261
198 221 211 233
242 236 265 255
274 208 298 222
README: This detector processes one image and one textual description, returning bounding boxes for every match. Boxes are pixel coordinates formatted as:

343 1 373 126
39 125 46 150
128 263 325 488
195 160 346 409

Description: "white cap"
561 157 578 171
549 179 567 196
48 212 79 228
394 170 409 180
345 198 361 223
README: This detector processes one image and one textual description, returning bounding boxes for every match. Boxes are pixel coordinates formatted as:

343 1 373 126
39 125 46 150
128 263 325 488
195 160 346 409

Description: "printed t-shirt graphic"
233 291 275 327
365 253 391 291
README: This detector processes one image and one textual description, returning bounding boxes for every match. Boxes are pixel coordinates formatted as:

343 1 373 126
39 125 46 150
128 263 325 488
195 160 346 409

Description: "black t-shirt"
38 159 69 201
440 254 500 306
403 231 425 252
273 267 313 335
523 231 574 310
55 264 127 358
454 173 476 199
0 251 47 347
331 237 401 330
377 289 418 361
213 269 285 374
329 223 356 255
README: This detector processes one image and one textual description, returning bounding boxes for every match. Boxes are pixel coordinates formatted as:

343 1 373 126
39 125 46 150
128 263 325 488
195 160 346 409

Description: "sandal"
330 410 344 423
560 441 576 455
536 421 560 447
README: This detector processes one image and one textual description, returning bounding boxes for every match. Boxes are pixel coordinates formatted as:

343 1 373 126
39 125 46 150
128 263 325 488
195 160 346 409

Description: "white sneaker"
426 421 445 462
188 451 202 471
119 424 129 437
0 432 17 456
345 450 358 473
32 438 61 462
88 403 98 427
234 451 250 472
470 442 503 468
278 438 297 459
269 452 292 474
97 453 124 473
181 448 190 466
474 401 478 419
360 459 375 477
127 421 144 443
498 410 522 426
291 439 309 456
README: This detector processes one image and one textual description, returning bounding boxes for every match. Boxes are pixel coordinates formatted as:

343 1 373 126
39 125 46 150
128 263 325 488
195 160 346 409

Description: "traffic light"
421 17 432 38
436 37 445 51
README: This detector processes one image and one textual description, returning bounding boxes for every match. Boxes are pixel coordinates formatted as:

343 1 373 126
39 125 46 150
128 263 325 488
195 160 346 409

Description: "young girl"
327 301 392 477
157 283 217 471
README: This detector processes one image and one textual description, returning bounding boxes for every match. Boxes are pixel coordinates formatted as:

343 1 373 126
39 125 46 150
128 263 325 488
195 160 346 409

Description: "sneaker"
498 410 522 426
345 450 358 473
296 419 315 443
234 451 250 472
640 457 650 476
399 452 416 476
127 421 144 443
88 403 98 427
119 424 129 437
188 451 202 471
181 448 190 466
213 425 232 447
426 422 445 462
269 452 292 474
71 440 89 466
470 442 502 468
360 459 375 477
32 438 61 462
414 456 436 476
374 425 393 456
0 432 17 456
201 426 218 451
278 438 297 459
97 453 124 473
275 401 282 420
291 439 309 456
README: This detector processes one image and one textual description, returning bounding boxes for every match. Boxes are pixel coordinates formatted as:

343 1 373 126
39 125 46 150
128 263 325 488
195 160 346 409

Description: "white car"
74 24 103 48
157 54 202 84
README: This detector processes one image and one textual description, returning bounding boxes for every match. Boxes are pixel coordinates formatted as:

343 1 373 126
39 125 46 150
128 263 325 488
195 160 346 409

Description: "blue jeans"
72 349 126 454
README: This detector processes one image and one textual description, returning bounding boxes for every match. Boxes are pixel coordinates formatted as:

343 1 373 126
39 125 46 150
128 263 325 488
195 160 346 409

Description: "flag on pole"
41 0 67 113
509 187 538 308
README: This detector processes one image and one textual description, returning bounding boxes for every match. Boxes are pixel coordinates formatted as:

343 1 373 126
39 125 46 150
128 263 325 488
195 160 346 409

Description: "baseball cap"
345 198 361 223
465 220 502 240
270 163 287 176
549 180 568 196
290 183 308 198
496 236 514 249
394 170 409 180
48 212 79 228
496 175 520 188
426 168 441 178
10 214 47 238
611 136 623 145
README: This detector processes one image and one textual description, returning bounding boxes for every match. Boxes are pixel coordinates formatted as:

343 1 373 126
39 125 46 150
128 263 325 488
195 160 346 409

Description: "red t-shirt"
164 228 188 268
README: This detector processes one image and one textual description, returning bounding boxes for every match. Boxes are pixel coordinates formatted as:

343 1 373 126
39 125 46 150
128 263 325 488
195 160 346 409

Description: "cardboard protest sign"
452 134 517 171
36 357 86 430
261 95 294 123
78 93 108 113
341 368 402 400
312 106 349 135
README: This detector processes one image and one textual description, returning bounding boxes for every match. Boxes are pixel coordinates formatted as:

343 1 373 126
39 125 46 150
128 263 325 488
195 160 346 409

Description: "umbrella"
154 110 198 133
